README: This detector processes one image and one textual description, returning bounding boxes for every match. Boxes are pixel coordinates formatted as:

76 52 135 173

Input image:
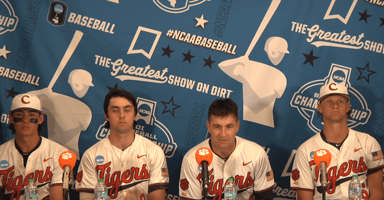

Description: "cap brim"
11 107 43 113
319 93 351 102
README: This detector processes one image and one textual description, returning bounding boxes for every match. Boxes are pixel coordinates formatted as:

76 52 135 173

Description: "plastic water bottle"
349 175 362 200
94 179 108 200
224 177 237 200
25 179 38 200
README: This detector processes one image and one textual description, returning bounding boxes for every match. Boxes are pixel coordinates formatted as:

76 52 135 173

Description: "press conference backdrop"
1 0 384 199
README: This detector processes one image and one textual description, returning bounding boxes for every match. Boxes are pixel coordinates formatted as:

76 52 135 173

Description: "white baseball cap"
319 83 350 102
10 93 42 112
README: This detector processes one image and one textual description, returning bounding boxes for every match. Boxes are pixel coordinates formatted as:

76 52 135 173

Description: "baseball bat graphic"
48 30 84 89
245 0 281 57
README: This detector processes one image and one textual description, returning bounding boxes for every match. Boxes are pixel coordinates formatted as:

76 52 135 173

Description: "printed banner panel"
1 0 384 199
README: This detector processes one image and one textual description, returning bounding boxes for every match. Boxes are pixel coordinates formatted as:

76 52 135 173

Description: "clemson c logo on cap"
21 95 30 104
329 83 337 91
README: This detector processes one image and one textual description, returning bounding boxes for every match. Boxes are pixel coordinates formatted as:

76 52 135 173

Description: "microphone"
195 147 213 199
313 149 331 188
59 151 77 200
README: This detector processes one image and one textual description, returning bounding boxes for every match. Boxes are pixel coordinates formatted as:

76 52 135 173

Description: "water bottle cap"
228 177 233 181
29 179 34 182
353 175 358 178
99 179 104 182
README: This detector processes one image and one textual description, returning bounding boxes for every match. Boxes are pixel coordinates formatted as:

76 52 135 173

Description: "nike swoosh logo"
243 161 252 166
137 155 147 159
354 148 362 152
44 158 52 162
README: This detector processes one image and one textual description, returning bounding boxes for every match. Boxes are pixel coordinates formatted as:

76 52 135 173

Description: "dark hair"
208 98 238 121
103 88 137 128
9 112 46 135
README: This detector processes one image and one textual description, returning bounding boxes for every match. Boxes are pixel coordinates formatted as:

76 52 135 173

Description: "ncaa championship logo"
135 97 177 158
290 63 371 133
0 0 18 35
153 0 210 13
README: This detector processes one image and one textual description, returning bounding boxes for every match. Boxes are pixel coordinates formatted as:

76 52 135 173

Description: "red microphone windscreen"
313 149 331 167
59 151 77 170
195 147 213 166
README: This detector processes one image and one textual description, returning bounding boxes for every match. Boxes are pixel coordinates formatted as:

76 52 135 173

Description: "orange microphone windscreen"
195 147 213 166
59 151 77 170
313 149 332 167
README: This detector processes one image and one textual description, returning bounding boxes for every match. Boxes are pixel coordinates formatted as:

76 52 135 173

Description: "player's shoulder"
41 137 68 152
296 133 321 152
236 136 264 151
82 137 108 156
352 129 372 139
0 138 15 148
0 138 15 154
351 128 378 143
183 139 210 160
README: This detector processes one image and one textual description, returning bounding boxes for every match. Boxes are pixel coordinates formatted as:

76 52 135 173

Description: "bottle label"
102 192 108 199
30 193 38 199
224 191 232 198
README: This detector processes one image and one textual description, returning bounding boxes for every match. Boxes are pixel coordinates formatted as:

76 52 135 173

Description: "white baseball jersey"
291 128 384 199
76 134 169 199
0 137 68 200
179 136 274 200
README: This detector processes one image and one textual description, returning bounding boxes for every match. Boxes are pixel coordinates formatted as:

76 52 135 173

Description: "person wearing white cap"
290 82 384 200
0 93 68 200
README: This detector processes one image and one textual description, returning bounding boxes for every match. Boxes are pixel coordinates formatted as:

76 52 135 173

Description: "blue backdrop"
1 0 384 199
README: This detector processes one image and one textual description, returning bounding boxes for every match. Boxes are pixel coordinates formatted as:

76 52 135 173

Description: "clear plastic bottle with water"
94 179 108 200
349 175 362 200
25 179 38 200
224 177 237 200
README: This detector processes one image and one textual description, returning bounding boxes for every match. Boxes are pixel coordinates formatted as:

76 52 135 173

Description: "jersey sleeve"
179 154 202 200
252 148 274 192
365 136 384 171
76 150 98 192
290 147 315 191
148 145 169 191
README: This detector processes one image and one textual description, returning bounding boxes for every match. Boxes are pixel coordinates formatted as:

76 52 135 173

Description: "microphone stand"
63 165 71 200
202 161 209 200
320 162 327 200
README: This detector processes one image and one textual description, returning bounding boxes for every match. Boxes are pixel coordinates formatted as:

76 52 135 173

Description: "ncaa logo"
47 1 68 26
0 0 18 35
153 0 210 13
95 155 105 164
0 160 9 168
290 63 371 133
136 98 155 125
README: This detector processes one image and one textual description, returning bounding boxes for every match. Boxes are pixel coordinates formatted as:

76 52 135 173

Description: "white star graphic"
0 45 11 59
195 14 209 29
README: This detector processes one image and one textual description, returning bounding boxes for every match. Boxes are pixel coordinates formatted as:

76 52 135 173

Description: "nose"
119 110 125 119
22 115 29 123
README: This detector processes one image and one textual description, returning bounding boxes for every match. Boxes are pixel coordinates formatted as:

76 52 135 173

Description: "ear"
9 112 14 123
236 120 240 132
38 113 44 125
317 103 323 114
104 112 109 121
347 101 351 113
206 120 210 133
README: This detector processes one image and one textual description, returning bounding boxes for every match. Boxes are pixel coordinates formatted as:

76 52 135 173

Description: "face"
206 114 240 154
9 109 43 137
318 94 350 123
105 97 136 134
